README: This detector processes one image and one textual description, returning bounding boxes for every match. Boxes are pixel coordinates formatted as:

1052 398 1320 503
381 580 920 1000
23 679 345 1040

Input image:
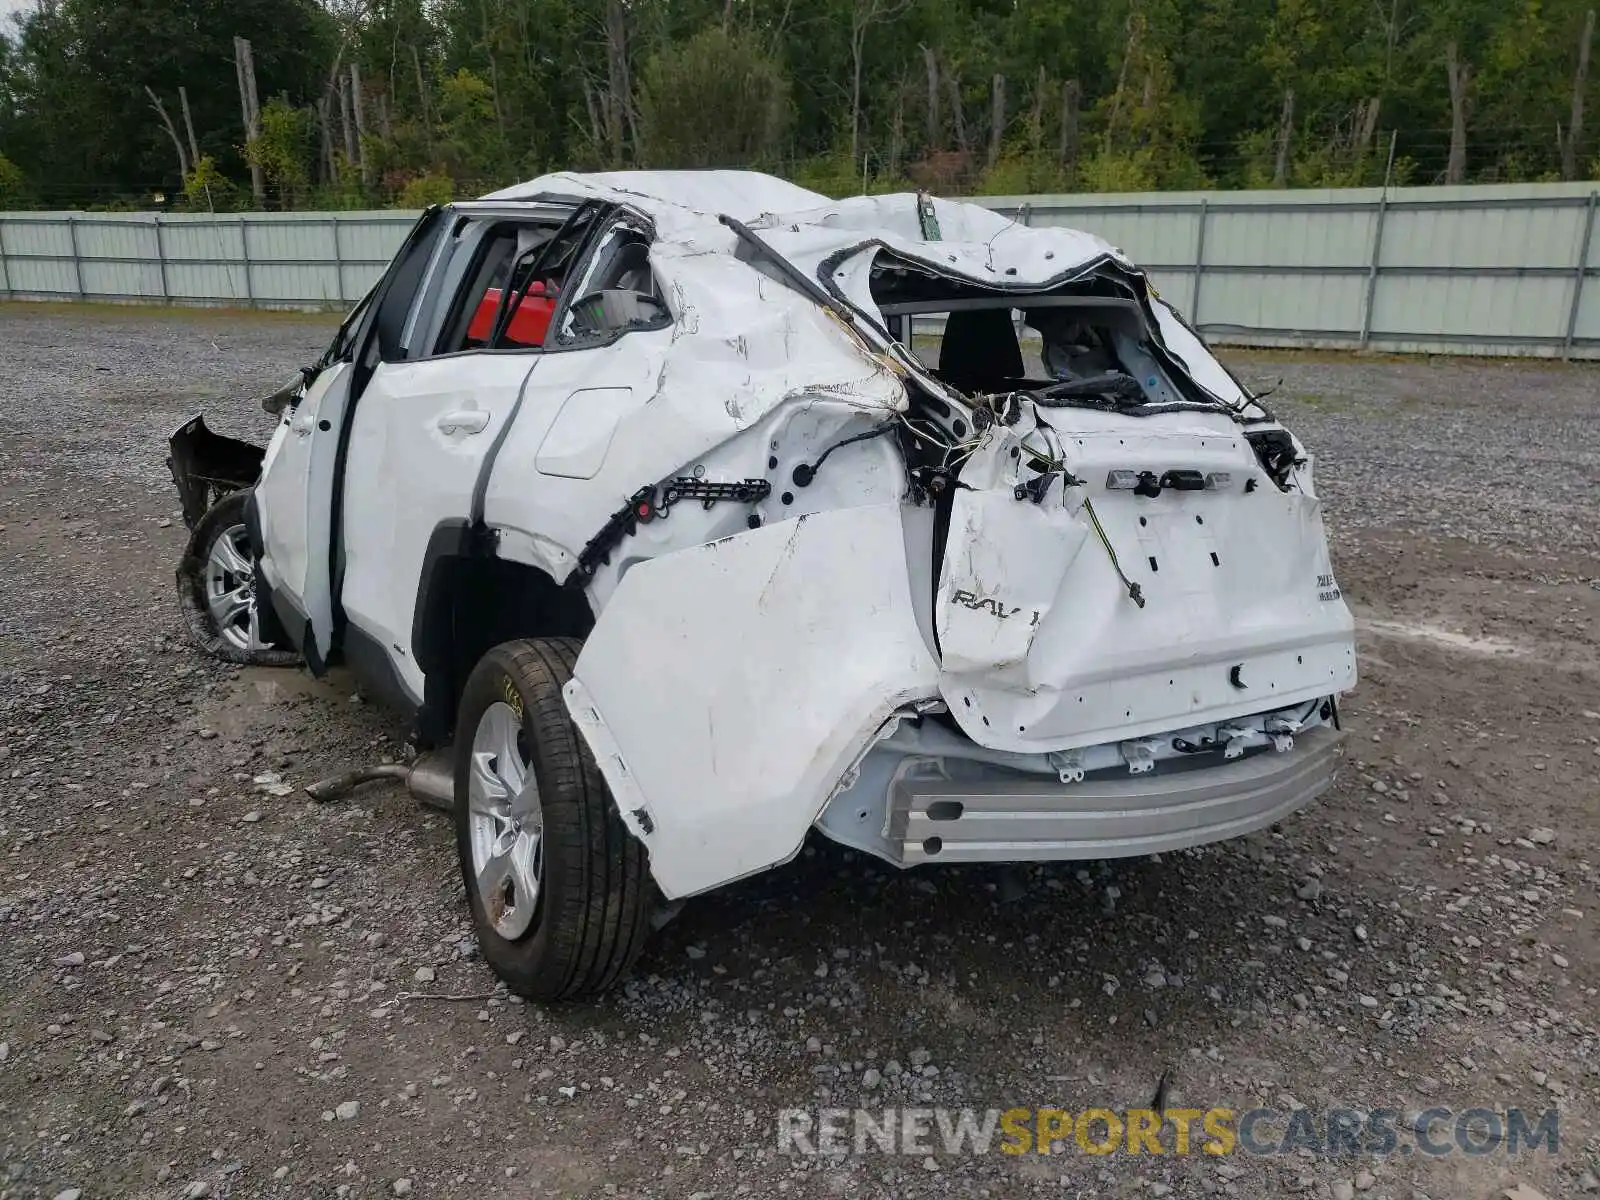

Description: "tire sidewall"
452 647 574 986
184 489 250 613
177 487 298 666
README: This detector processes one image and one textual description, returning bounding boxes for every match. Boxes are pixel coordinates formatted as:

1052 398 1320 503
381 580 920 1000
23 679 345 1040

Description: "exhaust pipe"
303 749 454 812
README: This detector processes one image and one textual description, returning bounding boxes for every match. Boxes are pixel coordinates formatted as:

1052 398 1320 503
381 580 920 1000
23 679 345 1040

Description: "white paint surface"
567 504 940 899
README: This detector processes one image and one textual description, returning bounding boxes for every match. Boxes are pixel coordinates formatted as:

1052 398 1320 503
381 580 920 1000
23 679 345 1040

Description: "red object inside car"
467 281 557 346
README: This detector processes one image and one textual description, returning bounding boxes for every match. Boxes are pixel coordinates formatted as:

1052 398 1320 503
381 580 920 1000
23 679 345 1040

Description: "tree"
636 27 790 168
847 0 913 165
0 150 31 208
1 0 1597 206
1 0 329 206
245 96 315 208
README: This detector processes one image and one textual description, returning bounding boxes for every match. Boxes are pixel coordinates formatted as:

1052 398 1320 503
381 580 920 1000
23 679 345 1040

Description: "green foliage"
0 151 31 208
0 0 326 208
396 171 457 207
246 98 315 209
636 26 790 169
435 68 506 181
976 152 1074 197
1 0 1597 209
179 155 245 212
792 153 865 198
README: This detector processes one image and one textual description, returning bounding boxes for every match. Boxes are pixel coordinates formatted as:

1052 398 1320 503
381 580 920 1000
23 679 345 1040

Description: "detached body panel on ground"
167 169 1356 995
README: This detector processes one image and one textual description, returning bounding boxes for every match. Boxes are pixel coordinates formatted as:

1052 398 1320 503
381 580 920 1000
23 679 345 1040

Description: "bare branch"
144 86 189 179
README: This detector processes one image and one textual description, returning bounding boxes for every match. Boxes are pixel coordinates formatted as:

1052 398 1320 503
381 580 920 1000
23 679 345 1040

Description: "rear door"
336 203 585 701
254 207 445 669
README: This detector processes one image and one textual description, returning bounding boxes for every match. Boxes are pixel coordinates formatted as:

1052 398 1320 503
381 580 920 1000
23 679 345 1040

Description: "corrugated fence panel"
74 218 164 299
1373 274 1572 341
1574 203 1600 347
1 217 80 297
1203 272 1370 338
2 184 1598 356
1206 204 1374 269
1381 203 1585 269
242 218 342 305
160 219 251 303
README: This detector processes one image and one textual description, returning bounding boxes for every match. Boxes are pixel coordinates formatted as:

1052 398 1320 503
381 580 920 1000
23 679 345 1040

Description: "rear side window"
433 210 609 355
556 224 669 344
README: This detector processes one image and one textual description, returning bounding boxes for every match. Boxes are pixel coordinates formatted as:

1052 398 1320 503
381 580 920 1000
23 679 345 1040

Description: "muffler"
303 749 454 811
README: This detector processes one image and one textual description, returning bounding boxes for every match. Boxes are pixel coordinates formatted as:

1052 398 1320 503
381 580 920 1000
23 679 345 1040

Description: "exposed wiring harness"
1081 496 1146 609
791 421 896 487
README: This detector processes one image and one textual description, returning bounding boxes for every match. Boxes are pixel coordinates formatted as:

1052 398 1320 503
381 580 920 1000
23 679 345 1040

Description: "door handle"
436 410 490 435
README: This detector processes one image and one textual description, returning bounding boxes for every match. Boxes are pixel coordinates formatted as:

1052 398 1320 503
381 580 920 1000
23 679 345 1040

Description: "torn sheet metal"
565 502 939 900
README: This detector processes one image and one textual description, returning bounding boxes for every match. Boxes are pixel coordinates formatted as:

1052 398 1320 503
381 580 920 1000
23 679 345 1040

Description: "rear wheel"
453 638 653 1000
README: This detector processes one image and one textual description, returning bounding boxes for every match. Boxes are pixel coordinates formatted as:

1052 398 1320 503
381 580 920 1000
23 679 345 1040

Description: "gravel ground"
2 305 1598 1200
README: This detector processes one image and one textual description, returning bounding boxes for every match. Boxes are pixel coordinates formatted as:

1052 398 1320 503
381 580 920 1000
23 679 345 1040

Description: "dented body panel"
196 170 1354 904
567 503 939 899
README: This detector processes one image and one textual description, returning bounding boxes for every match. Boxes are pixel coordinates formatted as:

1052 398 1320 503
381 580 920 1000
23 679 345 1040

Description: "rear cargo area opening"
869 253 1167 402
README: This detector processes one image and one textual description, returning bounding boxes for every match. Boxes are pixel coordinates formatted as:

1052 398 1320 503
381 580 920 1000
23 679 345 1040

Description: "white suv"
168 171 1356 999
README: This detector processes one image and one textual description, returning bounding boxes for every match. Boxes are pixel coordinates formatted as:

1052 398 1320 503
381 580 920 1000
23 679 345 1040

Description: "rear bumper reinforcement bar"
880 725 1345 865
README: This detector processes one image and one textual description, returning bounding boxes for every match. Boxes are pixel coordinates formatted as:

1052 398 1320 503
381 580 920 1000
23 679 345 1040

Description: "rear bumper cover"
817 724 1344 866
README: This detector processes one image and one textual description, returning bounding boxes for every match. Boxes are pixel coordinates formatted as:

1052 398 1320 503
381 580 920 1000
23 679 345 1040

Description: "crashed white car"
168 171 1356 999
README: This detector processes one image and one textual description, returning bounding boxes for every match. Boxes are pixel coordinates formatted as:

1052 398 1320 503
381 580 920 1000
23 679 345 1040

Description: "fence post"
0 219 11 298
153 215 171 304
66 214 86 299
1562 190 1598 361
1190 198 1209 325
1359 193 1390 349
330 215 344 305
238 216 255 308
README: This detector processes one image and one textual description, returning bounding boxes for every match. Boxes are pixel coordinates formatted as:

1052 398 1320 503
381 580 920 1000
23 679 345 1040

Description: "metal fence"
0 210 416 313
2 180 1598 359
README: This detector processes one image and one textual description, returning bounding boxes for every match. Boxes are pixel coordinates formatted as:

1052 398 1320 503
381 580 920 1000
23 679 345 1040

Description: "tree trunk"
888 91 904 177
1564 9 1595 180
1104 13 1138 152
339 72 358 173
604 0 629 166
945 70 968 153
234 36 266 207
620 38 640 161
1356 96 1381 158
1273 87 1295 186
350 63 371 188
723 0 734 32
849 25 866 164
178 87 201 169
317 95 334 185
1059 79 1080 168
583 79 605 160
145 88 189 179
1027 65 1047 154
377 90 394 144
410 45 436 161
1445 41 1471 184
922 45 940 153
987 73 1006 168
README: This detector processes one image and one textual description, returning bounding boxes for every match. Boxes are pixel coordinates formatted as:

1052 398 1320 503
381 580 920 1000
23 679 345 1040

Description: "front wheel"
453 638 653 1001
176 488 299 666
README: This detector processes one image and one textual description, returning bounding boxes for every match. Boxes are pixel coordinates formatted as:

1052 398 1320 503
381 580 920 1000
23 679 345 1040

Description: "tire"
453 638 654 1001
175 488 300 667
